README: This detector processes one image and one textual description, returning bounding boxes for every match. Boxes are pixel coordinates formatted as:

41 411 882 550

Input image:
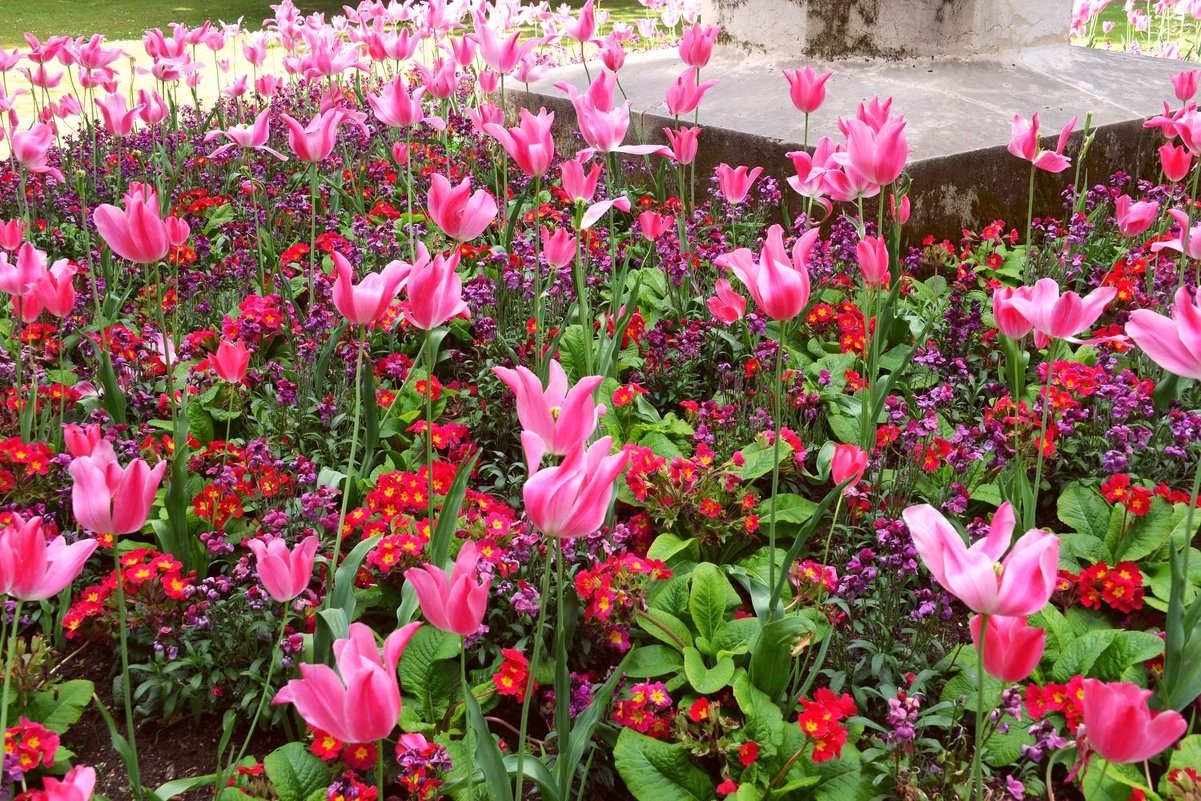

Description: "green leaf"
399 626 460 723
1058 483 1112 553
739 438 792 481
637 608 692 652
625 645 685 678
688 563 737 642
749 612 828 701
430 451 481 568
683 648 735 694
1052 630 1164 682
614 728 715 801
1110 498 1176 563
753 494 817 527
21 679 93 734
262 743 331 801
463 670 516 801
647 534 699 566
733 671 784 754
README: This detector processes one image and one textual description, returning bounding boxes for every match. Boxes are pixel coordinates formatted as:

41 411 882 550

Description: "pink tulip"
843 117 909 187
478 70 499 94
1115 195 1158 238
638 211 674 241
0 219 25 250
716 224 817 321
404 540 491 636
1161 143 1194 182
715 164 764 205
562 0 597 42
136 89 169 126
664 125 701 165
969 615 1044 683
1008 113 1076 174
36 765 97 801
68 441 167 536
280 108 342 163
557 80 665 158
678 24 720 68
831 444 868 488
492 359 605 469
902 501 1059 617
205 109 287 160
274 621 421 743
63 424 103 457
1127 286 1201 380
1172 69 1199 103
246 535 319 602
427 174 497 242
93 182 172 264
579 195 631 231
0 243 49 320
1081 679 1186 764
665 67 718 117
599 36 626 72
707 279 746 325
211 340 252 384
484 107 556 178
405 246 469 330
467 102 504 135
524 437 629 538
855 235 888 286
366 74 426 129
11 123 64 182
890 193 911 224
561 158 602 203
1005 277 1116 347
94 93 142 137
0 515 98 601
783 67 833 115
992 286 1036 339
541 226 577 269
35 258 78 318
473 14 531 75
415 58 458 100
331 251 410 326
1152 208 1201 261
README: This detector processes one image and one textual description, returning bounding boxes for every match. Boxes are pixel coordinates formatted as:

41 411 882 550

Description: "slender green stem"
308 163 319 310
1181 455 1201 606
113 555 144 800
328 334 366 591
513 546 553 800
424 328 436 525
1025 165 1037 281
815 494 845 607
572 232 593 377
0 599 21 751
555 538 571 798
231 608 289 766
971 613 989 801
1029 339 1060 530
377 737 386 797
766 323 788 620
533 177 544 372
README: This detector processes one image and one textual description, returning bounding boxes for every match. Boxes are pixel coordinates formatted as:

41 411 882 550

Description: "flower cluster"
797 689 857 762
613 681 673 738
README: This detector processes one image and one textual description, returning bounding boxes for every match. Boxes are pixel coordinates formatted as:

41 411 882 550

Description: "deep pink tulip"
246 535 319 602
415 58 458 100
599 35 626 72
165 217 190 249
561 158 602 203
204 109 287 160
992 285 1036 339
67 440 167 536
63 424 103 458
1115 194 1158 238
638 211 674 242
211 340 252 384
331 251 410 326
579 195 631 231
678 24 719 68
783 67 833 114
274 621 421 744
664 125 701 165
484 107 555 178
1127 286 1201 380
557 80 665 157
969 615 1045 683
524 437 629 538
902 501 1059 617
1161 143 1194 182
541 226 577 269
0 515 98 602
1152 208 1201 261
11 123 64 182
562 0 597 42
1005 277 1116 347
856 235 888 286
36 765 96 801
478 70 499 94
137 89 169 126
427 174 497 242
1082 679 1186 764
366 75 426 129
492 359 605 469
707 279 746 325
0 243 49 322
94 93 142 137
843 117 909 187
831 444 868 489
1008 113 1076 174
93 182 172 264
280 108 342 163
0 218 25 250
35 257 78 318
665 67 718 117
473 14 531 75
715 163 764 205
1173 69 1199 103
890 193 911 224
716 224 818 321
467 102 504 135
404 540 491 636
405 246 469 330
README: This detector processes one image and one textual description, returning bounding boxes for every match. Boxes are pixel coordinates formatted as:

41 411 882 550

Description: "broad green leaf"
614 728 714 801
1058 483 1112 552
262 743 331 801
21 679 93 734
683 648 735 694
625 645 685 678
688 562 738 642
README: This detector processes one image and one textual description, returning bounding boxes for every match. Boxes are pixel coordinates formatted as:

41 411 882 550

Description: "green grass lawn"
1076 3 1201 60
1 0 648 46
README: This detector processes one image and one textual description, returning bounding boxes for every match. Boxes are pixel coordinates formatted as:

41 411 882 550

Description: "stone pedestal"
705 0 1071 59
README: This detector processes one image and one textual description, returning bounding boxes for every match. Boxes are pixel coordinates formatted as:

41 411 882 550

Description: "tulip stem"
1028 339 1060 530
328 334 366 594
971 612 989 801
113 555 144 800
513 546 553 801
0 599 21 755
230 607 289 768
424 328 436 527
308 162 319 307
377 736 386 797
533 176 544 372
766 320 788 621
1024 164 1036 281
815 493 845 607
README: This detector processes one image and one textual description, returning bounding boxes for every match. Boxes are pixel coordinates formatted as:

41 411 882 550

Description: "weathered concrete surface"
508 45 1184 240
702 0 1071 60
